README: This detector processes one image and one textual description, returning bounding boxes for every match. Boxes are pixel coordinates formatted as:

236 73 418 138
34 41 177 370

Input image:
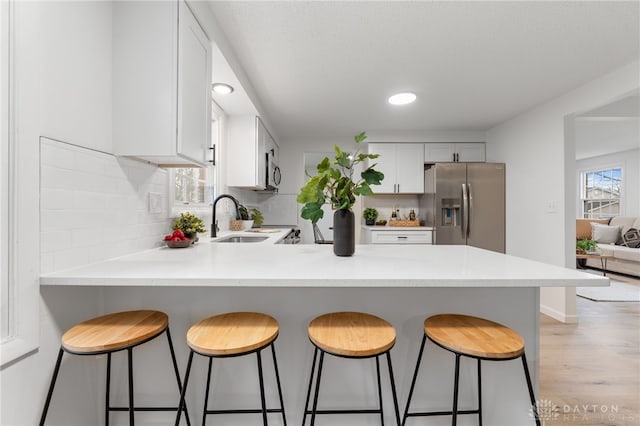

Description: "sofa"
576 216 640 277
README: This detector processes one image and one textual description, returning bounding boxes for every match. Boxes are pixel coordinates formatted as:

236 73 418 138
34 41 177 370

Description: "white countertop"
40 236 607 288
362 225 435 231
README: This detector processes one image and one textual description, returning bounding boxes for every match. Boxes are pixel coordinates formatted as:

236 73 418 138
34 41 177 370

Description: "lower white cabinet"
363 228 433 244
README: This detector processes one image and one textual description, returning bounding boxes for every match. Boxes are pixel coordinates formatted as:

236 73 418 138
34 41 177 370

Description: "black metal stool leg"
375 356 384 426
302 347 318 426
166 328 191 426
39 347 64 426
175 350 194 426
203 357 213 426
451 354 461 426
402 334 427 426
477 359 482 426
521 353 541 426
127 348 135 426
257 349 268 426
310 350 325 426
386 352 401 426
270 343 288 426
106 352 112 426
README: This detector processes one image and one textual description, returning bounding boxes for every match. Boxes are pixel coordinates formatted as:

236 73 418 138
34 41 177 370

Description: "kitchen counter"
39 243 605 425
40 243 605 288
361 224 435 231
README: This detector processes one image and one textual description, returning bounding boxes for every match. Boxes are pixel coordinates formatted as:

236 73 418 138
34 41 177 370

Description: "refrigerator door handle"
466 183 472 238
461 183 468 239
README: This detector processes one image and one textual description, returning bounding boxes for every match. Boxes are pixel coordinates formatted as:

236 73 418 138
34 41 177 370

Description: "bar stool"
40 309 189 426
175 312 286 426
303 311 401 426
402 314 541 426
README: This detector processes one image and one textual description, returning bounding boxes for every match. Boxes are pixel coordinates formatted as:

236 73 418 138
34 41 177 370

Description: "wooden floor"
540 274 640 426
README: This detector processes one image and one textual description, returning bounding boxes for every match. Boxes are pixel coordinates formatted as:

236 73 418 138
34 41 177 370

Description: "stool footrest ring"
405 408 480 417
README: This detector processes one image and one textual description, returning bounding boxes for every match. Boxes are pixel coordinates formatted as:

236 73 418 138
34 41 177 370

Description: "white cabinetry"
227 116 277 190
363 227 433 244
424 143 485 163
113 0 212 167
368 143 424 194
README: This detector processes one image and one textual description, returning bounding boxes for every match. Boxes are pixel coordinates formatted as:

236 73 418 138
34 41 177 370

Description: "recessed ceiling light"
212 83 234 95
388 92 416 105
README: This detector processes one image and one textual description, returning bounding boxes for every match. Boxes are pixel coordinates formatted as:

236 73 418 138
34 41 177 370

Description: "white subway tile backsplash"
40 138 171 274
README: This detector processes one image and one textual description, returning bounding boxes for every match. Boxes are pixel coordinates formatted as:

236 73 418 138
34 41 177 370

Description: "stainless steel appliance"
432 163 505 253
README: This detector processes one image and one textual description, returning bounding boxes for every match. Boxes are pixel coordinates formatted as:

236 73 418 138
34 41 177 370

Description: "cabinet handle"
208 146 215 165
397 236 408 239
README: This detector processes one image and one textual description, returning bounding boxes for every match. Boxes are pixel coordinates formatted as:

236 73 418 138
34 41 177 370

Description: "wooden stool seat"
187 312 279 356
62 310 168 354
304 311 401 425
425 313 524 359
176 312 287 425
308 311 396 357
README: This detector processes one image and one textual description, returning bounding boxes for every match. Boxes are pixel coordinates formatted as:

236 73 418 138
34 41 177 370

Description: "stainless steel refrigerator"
432 163 505 253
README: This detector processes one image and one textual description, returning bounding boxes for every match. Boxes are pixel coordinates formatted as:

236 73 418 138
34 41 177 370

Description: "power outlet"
148 192 162 214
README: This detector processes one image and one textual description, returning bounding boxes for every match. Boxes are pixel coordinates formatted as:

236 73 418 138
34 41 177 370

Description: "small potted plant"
576 238 598 255
250 208 264 227
172 212 206 242
363 208 378 226
237 205 264 230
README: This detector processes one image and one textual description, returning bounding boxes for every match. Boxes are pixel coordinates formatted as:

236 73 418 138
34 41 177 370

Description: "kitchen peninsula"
40 239 606 425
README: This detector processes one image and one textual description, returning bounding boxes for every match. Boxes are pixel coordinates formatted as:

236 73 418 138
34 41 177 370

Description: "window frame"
579 164 624 219
1 0 40 366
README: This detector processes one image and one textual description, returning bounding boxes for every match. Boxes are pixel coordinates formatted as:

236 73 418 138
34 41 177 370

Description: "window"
580 167 622 219
172 105 222 208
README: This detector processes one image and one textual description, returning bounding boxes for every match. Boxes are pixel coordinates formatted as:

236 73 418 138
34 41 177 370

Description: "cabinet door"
425 143 455 162
456 143 485 162
395 143 424 193
177 1 211 165
255 117 267 188
368 144 396 194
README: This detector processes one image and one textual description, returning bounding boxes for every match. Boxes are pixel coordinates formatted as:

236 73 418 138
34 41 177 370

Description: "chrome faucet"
211 194 241 237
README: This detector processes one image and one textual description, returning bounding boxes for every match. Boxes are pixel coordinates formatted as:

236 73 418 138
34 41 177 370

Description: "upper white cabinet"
368 143 424 194
227 116 277 190
424 143 485 163
113 0 212 167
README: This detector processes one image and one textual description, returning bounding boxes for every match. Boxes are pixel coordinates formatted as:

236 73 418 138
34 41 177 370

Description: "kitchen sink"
213 236 269 243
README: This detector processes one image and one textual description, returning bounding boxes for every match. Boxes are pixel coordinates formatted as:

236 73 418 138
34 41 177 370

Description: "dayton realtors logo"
531 400 634 424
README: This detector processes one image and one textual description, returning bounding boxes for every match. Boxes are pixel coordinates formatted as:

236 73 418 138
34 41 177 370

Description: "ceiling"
206 1 639 141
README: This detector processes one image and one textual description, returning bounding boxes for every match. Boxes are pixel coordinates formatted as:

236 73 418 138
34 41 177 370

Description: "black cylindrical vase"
333 209 355 257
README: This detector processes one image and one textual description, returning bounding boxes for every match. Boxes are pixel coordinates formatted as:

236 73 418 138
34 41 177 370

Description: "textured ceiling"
207 1 640 141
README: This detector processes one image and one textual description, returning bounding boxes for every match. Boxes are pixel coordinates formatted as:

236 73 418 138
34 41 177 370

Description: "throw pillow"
591 223 621 244
622 228 640 249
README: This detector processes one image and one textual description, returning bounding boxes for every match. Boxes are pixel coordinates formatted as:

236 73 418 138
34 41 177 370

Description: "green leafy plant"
250 208 264 227
238 205 250 220
576 238 598 253
172 212 206 235
297 131 384 224
237 205 264 227
363 207 378 222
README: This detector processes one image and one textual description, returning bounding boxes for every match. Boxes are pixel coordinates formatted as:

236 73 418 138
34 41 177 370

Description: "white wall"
486 60 640 323
576 148 640 218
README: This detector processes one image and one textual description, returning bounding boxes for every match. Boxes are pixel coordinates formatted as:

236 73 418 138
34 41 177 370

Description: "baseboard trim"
540 304 579 323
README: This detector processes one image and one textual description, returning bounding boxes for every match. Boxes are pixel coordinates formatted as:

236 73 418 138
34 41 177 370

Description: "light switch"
148 192 162 213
